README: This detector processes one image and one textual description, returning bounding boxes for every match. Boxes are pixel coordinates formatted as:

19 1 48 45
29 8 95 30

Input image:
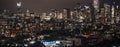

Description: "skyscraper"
17 2 22 13
63 8 70 20
104 3 111 24
93 0 99 12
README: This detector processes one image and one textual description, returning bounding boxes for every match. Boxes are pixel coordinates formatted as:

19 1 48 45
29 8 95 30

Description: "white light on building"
24 44 28 47
44 16 51 21
111 5 115 17
84 6 89 9
30 41 36 44
17 2 21 7
57 13 63 19
117 5 119 9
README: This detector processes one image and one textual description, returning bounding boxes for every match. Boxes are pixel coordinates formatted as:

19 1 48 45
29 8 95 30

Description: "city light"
30 41 36 44
17 2 21 7
24 44 28 47
0 0 120 47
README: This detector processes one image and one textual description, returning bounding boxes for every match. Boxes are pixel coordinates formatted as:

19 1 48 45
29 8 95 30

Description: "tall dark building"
63 8 70 20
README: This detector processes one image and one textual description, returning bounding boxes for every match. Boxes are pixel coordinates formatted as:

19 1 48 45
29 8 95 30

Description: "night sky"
0 0 93 13
0 0 119 13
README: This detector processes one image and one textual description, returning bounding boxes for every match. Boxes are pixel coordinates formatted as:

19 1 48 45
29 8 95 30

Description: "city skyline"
0 0 120 47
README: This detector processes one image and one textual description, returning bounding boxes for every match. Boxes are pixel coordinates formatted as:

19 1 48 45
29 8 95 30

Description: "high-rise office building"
50 9 58 19
104 3 111 17
17 2 22 16
84 6 92 23
26 9 30 17
104 3 111 24
93 0 99 12
111 5 115 18
17 2 22 11
41 13 47 21
57 13 63 20
63 8 70 20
